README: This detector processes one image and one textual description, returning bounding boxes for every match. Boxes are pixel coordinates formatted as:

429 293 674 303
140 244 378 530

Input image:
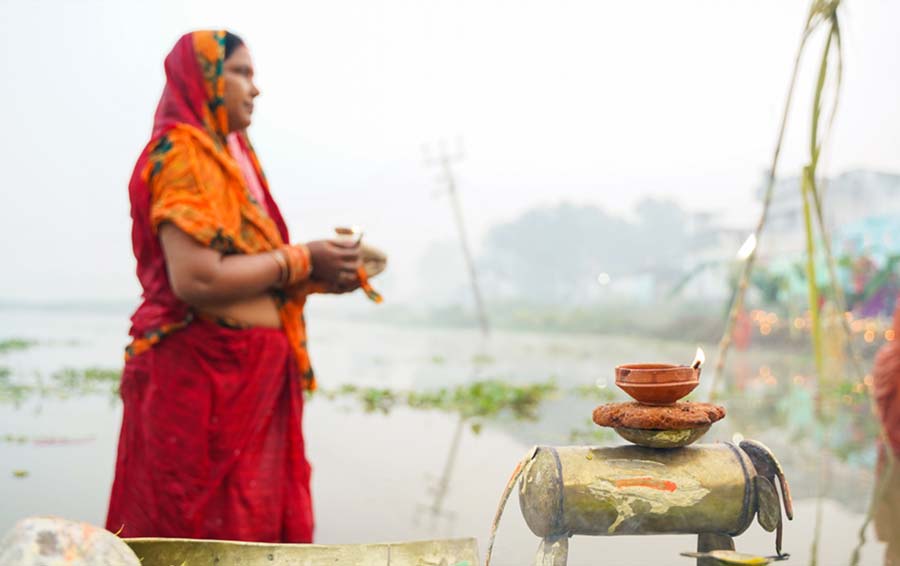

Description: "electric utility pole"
424 139 490 337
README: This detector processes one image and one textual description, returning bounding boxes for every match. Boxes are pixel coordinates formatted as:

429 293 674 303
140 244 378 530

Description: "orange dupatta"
127 31 318 389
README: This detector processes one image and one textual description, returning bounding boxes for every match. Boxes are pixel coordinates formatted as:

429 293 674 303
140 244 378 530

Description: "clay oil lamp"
595 348 723 448
614 347 705 406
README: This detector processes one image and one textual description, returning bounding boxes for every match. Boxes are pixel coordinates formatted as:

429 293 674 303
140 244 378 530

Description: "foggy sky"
1 0 898 304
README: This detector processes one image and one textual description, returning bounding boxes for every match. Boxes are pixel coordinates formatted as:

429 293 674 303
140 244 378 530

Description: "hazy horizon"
2 0 899 304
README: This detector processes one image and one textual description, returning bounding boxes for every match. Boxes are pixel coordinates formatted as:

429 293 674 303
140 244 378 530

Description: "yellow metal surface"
519 443 756 537
681 549 785 565
125 537 479 566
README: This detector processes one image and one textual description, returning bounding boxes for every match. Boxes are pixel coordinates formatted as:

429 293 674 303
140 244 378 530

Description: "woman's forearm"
159 223 291 307
181 250 284 306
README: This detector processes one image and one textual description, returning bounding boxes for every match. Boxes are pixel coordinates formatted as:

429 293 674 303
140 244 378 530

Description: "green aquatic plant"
471 353 495 366
0 339 37 354
0 366 122 405
50 367 122 398
316 379 560 435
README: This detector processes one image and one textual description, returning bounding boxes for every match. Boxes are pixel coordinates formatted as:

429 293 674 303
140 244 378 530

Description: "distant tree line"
478 198 691 304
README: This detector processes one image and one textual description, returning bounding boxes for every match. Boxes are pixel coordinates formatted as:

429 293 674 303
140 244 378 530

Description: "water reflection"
875 456 900 565
0 317 892 563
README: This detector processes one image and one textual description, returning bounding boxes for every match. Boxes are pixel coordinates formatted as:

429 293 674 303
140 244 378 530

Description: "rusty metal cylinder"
519 443 757 537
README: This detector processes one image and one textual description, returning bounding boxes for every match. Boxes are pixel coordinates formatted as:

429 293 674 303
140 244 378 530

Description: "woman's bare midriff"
199 293 282 328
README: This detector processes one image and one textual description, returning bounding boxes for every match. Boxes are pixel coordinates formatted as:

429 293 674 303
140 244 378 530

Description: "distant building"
677 170 900 303
757 170 900 261
679 213 748 301
676 212 750 301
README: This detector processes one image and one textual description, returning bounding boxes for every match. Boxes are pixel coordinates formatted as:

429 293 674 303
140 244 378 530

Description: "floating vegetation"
49 367 122 398
0 361 880 464
11 470 29 479
0 338 37 354
471 353 495 366
0 366 122 405
321 379 560 433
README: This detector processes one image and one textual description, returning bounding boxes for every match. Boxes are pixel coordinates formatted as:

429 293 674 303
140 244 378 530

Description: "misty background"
3 3 900 561
1 0 899 311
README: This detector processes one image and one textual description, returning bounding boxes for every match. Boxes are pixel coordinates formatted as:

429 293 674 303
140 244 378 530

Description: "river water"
0 306 889 565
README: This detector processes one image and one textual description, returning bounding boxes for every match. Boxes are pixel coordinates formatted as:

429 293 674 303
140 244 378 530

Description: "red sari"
874 300 900 551
106 31 314 542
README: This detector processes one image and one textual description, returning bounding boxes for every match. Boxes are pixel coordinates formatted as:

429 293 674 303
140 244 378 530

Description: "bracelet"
271 249 289 287
282 244 312 286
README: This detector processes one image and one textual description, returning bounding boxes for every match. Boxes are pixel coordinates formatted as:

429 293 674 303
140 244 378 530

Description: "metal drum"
519 443 758 538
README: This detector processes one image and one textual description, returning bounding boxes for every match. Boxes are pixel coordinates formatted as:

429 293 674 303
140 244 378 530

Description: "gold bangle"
271 249 289 288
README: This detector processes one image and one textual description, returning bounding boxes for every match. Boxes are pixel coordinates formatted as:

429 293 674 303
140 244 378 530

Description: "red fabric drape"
107 31 313 542
107 319 313 541
874 300 900 457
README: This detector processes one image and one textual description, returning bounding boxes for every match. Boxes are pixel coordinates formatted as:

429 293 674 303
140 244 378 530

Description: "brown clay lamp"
595 347 725 448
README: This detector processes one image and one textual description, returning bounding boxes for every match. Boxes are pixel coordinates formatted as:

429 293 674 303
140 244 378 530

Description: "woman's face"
223 44 260 132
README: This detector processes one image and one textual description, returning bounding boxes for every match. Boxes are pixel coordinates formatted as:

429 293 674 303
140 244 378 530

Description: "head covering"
126 30 316 389
152 31 229 141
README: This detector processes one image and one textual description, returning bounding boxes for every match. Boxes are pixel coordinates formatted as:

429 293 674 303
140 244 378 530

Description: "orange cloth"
127 30 320 389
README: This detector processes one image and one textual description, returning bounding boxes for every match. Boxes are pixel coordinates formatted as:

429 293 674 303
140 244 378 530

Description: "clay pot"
616 363 698 384
615 363 700 405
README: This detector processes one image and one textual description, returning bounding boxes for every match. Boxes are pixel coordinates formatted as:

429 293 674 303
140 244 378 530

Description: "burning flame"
692 347 706 370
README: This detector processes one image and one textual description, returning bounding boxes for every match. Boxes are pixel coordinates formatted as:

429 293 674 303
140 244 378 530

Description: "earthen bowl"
615 381 699 405
615 363 699 384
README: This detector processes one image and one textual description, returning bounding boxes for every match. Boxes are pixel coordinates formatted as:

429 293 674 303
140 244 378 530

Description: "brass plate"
361 243 387 278
125 537 478 566
680 550 788 565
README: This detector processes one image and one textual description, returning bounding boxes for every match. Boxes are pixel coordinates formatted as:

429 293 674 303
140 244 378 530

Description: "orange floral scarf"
127 31 318 389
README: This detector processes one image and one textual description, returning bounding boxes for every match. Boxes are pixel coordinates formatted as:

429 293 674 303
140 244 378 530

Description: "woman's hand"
306 239 361 291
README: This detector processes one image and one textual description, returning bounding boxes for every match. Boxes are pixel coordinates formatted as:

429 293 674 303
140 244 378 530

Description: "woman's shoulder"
148 125 216 161
144 125 225 187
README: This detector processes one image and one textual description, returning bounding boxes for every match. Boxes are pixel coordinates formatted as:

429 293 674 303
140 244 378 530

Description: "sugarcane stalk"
707 27 812 402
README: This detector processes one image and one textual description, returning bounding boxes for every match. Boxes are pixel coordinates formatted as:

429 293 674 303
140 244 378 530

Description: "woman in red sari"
106 30 360 543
